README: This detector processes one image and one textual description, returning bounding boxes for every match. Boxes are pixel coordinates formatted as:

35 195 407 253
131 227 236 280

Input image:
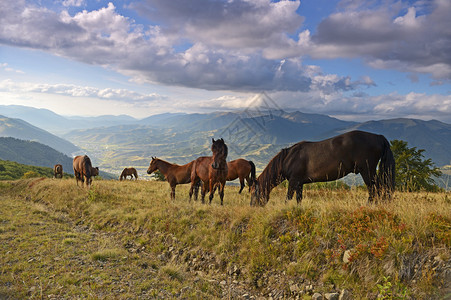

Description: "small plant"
22 171 40 179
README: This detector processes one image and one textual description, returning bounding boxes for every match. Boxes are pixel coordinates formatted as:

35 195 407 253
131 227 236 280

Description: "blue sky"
0 0 450 122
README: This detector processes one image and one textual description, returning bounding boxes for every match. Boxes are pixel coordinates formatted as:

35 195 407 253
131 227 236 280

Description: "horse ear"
212 138 215 143
220 138 224 143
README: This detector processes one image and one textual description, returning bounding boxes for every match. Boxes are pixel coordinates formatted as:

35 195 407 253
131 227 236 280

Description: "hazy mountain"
2 105 450 176
0 115 80 156
63 111 451 173
0 137 74 174
340 118 451 166
0 105 68 134
0 105 137 134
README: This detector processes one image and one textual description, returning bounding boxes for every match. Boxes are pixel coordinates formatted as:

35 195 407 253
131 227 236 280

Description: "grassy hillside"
0 137 74 174
1 179 449 299
0 159 73 180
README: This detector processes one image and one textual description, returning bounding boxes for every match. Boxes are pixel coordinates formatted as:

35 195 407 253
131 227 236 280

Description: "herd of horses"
57 130 395 206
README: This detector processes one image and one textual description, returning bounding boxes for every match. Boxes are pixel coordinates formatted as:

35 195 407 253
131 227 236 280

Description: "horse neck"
155 160 172 175
258 157 285 196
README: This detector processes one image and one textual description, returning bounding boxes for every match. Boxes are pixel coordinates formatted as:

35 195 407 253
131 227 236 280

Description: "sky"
0 0 450 123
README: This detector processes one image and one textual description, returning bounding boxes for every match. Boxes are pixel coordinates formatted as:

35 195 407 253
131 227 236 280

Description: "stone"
325 292 339 300
312 293 323 300
343 250 352 263
290 284 300 292
339 289 352 300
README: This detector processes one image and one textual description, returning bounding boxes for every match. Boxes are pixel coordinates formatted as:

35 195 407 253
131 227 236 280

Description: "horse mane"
258 147 289 195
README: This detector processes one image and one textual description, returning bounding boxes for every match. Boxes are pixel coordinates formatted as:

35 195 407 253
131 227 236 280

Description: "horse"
250 130 395 206
226 159 256 193
73 155 99 188
120 167 138 180
53 164 63 178
189 138 228 205
147 157 197 200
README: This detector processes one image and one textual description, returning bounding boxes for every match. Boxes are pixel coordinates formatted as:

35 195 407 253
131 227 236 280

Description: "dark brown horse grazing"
250 131 395 206
147 157 197 200
73 155 99 188
227 159 256 193
54 164 63 178
120 167 138 180
189 138 228 205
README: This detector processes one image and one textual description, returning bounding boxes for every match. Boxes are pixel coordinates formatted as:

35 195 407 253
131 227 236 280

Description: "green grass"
0 178 450 299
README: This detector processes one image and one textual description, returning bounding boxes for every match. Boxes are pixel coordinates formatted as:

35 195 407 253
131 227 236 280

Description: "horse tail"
377 136 395 198
134 169 138 179
83 155 91 179
248 160 256 183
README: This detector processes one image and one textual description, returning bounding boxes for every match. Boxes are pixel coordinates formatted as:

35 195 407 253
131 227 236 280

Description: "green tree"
153 170 166 181
390 140 442 192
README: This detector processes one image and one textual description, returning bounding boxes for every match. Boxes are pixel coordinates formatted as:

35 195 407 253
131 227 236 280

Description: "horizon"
0 1 450 123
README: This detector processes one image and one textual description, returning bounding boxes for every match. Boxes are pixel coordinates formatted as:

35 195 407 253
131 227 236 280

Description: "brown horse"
189 138 228 205
54 164 63 178
73 155 99 188
120 167 138 180
227 159 256 193
250 130 395 206
147 157 197 200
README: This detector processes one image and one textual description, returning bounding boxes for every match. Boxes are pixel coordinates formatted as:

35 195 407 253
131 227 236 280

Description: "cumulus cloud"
0 0 371 93
0 79 166 102
0 0 448 101
303 0 451 79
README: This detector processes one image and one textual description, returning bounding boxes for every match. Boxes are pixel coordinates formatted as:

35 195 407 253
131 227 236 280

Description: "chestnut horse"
54 164 63 178
73 155 99 188
189 138 228 205
120 167 138 180
251 130 395 206
227 159 256 193
147 157 197 200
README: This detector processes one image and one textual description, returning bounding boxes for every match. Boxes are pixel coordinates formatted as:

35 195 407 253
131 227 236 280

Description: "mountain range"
0 114 79 156
0 105 450 179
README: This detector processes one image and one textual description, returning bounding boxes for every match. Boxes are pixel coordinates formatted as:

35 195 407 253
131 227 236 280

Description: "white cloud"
0 63 24 74
0 79 166 102
0 0 449 114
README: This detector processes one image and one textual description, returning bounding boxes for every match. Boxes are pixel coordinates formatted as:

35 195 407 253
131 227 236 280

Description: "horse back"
285 131 385 181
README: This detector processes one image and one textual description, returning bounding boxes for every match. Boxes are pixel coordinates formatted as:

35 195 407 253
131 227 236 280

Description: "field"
0 179 450 299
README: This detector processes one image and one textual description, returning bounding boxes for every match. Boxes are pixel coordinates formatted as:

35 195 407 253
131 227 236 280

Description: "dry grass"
0 178 450 299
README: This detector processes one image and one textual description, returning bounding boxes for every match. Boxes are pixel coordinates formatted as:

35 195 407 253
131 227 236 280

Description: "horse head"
147 157 158 174
91 167 99 176
250 179 267 206
211 138 228 170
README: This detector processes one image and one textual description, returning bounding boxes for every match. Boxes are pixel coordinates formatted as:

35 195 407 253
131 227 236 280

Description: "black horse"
250 130 395 206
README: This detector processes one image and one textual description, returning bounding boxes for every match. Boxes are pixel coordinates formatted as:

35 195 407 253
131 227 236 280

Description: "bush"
22 171 41 179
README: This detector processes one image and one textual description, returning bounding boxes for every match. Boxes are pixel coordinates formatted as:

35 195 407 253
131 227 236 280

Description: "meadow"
0 178 449 299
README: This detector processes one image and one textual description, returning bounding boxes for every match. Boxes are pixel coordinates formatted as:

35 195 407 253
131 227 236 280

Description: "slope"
0 115 80 156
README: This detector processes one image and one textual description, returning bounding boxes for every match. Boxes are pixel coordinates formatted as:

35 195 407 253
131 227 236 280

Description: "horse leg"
286 180 296 203
295 184 303 205
170 184 176 200
189 179 198 201
219 182 225 206
238 177 245 194
201 181 209 204
360 165 377 203
208 181 215 204
245 175 251 192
